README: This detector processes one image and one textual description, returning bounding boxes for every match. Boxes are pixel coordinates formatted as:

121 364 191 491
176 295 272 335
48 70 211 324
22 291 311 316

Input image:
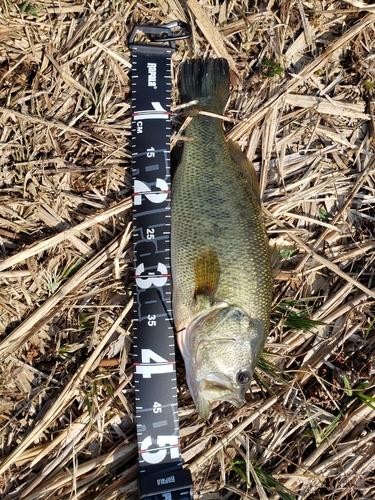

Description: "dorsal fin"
227 140 261 201
194 250 220 306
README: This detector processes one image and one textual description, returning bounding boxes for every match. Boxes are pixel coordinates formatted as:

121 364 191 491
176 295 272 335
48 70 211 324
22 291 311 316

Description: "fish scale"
171 58 273 419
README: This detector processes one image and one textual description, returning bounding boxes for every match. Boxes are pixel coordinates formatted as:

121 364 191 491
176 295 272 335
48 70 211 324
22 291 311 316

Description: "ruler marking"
130 21 193 498
152 420 168 428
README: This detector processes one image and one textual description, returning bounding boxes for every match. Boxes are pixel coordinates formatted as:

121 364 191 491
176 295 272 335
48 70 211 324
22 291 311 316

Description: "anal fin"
269 242 281 278
227 139 261 201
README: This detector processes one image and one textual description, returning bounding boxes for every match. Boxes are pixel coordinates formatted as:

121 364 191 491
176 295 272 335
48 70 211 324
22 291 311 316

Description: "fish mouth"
201 373 235 391
197 373 243 419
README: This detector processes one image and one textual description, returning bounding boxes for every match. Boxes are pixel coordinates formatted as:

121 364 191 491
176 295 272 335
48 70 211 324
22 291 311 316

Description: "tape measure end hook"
129 20 191 48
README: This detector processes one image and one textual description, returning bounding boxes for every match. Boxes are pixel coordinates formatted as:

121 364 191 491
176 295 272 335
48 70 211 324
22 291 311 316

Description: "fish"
171 58 275 419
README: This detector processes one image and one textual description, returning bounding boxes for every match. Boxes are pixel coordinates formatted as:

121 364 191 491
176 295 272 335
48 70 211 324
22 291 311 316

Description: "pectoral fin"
194 250 220 305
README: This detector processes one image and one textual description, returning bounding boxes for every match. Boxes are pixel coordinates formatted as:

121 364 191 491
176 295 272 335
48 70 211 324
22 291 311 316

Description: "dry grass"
0 0 374 499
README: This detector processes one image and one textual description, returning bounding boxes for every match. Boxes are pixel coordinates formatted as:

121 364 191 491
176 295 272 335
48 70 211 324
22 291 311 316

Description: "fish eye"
236 369 251 385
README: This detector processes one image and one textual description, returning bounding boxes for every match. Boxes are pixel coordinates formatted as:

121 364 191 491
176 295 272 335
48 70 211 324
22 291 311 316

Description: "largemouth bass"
171 58 274 419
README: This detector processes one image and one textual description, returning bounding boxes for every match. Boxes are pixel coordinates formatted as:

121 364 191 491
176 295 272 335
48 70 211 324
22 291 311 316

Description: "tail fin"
180 58 229 114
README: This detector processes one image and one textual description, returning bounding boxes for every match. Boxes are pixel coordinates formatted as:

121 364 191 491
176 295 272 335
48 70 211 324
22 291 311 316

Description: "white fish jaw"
197 374 244 419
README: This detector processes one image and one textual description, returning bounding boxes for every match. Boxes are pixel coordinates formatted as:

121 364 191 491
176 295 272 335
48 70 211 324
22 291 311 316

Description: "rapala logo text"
157 475 175 486
147 63 157 89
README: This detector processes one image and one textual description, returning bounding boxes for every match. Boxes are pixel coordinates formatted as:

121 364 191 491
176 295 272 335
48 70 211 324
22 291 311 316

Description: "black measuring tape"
129 22 193 500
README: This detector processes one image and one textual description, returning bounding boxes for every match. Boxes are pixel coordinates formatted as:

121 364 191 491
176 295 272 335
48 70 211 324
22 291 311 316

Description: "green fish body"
171 59 274 419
